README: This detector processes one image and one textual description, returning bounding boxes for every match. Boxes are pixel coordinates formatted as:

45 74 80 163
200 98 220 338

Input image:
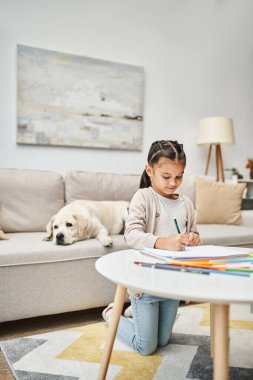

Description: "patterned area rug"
1 303 253 380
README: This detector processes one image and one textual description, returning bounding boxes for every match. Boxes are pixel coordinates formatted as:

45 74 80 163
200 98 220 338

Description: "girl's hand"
155 234 189 251
187 232 201 246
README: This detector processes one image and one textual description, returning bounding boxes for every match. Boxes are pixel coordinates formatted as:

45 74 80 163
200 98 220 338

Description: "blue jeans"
117 293 179 355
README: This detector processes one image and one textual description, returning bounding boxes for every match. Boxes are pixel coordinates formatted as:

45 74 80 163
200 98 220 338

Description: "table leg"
98 285 127 380
212 304 229 380
210 303 214 358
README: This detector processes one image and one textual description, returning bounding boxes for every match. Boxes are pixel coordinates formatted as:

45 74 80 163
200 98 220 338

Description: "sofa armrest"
241 210 253 228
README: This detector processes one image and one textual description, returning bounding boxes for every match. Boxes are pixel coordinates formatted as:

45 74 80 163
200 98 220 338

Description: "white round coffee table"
96 249 253 380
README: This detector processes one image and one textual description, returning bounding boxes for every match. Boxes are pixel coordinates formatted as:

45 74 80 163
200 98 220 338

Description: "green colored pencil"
173 217 181 233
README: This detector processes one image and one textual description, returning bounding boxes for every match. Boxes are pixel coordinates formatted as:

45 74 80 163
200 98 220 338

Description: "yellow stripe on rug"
189 303 253 330
57 323 162 380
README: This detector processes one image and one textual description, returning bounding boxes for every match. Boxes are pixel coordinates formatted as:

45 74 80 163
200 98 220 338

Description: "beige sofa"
0 169 253 323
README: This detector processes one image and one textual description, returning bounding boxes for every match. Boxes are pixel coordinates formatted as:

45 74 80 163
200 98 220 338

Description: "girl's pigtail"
139 170 151 188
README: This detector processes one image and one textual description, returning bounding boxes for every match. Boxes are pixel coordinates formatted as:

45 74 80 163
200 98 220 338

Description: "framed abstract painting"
17 45 144 150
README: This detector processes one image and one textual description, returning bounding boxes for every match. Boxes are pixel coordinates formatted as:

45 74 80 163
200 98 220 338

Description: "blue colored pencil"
212 257 253 263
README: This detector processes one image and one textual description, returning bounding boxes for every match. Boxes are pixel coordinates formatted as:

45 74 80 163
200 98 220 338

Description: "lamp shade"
197 117 235 146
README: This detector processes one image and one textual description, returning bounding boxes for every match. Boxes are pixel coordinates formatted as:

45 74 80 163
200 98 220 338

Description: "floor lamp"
197 117 235 182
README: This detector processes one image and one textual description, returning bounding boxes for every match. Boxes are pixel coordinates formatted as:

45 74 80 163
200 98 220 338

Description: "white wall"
0 0 253 177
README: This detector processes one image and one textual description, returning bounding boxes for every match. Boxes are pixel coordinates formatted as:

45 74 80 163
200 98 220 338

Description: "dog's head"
43 213 92 245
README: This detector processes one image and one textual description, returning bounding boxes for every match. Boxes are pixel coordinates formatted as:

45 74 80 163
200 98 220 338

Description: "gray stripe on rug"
171 333 253 380
0 338 47 364
14 371 78 380
0 338 78 380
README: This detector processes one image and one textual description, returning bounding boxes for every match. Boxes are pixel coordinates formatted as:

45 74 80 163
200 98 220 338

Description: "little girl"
103 140 201 355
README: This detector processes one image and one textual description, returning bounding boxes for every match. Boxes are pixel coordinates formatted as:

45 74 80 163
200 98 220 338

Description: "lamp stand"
205 144 225 182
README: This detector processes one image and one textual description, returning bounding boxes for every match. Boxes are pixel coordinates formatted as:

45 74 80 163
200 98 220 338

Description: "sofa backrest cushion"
65 170 140 203
0 169 65 232
177 175 196 204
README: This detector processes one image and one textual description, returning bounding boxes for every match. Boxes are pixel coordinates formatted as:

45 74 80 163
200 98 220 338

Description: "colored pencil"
173 217 181 233
133 261 250 277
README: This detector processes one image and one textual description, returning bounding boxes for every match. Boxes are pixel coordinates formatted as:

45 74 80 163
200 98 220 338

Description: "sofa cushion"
0 233 128 266
0 169 65 232
65 170 140 203
195 177 246 225
197 224 253 247
1 226 252 267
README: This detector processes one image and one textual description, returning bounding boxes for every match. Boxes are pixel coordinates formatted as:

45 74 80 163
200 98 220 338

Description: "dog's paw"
100 236 113 247
42 235 51 241
0 229 8 240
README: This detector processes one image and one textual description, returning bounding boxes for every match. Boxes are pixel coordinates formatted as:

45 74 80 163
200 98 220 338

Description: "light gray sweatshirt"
124 187 198 250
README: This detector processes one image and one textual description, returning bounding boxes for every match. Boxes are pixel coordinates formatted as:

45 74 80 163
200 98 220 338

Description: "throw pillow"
195 177 246 225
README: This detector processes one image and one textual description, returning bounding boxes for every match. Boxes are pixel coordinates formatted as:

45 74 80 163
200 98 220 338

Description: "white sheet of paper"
142 245 252 260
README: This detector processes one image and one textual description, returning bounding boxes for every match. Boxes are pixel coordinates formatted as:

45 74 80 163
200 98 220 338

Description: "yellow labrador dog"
43 200 128 247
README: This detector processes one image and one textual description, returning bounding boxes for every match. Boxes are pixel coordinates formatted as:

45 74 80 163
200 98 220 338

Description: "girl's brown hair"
140 140 186 188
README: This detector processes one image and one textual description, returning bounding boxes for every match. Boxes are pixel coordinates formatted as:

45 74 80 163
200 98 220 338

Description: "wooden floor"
0 307 105 380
